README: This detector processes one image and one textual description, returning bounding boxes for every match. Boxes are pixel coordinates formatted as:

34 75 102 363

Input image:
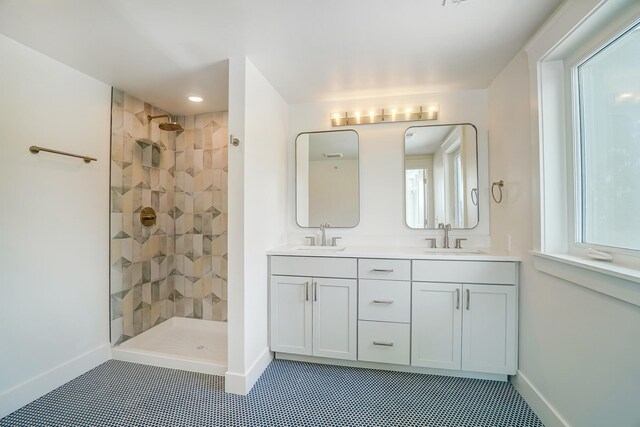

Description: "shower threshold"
112 317 227 376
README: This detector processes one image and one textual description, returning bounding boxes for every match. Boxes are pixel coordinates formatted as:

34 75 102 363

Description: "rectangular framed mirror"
296 130 360 228
404 124 478 229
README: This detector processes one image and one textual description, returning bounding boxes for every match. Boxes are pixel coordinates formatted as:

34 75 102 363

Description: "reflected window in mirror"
296 130 359 228
404 124 478 229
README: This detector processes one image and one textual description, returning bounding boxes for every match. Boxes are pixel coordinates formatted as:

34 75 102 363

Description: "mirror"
404 124 478 229
296 130 359 228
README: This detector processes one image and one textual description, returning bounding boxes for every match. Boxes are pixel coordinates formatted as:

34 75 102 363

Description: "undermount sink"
295 246 347 252
424 248 483 255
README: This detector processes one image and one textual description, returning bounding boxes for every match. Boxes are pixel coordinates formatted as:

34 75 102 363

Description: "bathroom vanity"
267 247 519 381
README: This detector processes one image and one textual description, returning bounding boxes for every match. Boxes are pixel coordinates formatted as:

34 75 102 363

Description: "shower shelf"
136 138 167 151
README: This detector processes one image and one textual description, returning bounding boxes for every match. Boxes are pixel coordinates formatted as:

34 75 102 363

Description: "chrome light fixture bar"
331 106 438 127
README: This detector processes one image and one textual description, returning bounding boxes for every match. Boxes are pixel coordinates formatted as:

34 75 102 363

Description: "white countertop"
267 245 521 261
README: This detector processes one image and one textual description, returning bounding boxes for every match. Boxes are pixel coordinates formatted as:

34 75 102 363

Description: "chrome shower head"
147 114 184 132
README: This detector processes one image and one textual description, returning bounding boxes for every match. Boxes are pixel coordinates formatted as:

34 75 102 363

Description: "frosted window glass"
577 23 640 251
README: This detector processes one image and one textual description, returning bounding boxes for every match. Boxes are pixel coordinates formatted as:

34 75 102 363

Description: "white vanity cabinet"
411 260 517 375
270 256 357 361
268 250 519 381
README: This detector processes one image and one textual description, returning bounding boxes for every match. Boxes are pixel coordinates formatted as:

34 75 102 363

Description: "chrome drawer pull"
372 300 394 304
372 268 394 272
373 341 394 347
305 282 309 301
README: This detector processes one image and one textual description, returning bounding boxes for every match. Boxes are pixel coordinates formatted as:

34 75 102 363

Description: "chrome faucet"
439 223 452 248
320 223 330 246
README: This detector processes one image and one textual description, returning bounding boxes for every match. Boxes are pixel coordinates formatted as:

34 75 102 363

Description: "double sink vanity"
267 247 519 381
271 122 519 381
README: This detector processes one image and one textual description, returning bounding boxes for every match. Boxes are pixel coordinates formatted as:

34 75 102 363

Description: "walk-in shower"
109 89 229 375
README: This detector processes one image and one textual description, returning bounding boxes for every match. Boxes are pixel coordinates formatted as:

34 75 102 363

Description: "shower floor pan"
112 317 227 376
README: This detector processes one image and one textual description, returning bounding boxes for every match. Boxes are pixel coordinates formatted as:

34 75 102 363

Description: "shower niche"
109 88 228 373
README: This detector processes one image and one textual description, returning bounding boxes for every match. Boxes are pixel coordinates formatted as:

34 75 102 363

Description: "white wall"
308 159 359 226
226 57 288 394
489 2 640 424
287 90 490 247
0 34 111 417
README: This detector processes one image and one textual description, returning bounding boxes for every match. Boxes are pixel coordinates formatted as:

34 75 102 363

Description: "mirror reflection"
296 130 359 228
404 124 478 229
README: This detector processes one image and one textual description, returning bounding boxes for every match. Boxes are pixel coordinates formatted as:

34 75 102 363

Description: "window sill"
531 251 640 307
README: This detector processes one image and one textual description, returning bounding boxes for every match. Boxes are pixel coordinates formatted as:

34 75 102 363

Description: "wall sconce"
331 105 439 127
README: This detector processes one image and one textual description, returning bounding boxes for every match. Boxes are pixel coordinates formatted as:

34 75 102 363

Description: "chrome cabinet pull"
305 282 309 301
466 289 470 310
314 282 318 302
455 288 460 310
373 341 394 347
372 268 394 272
373 300 394 304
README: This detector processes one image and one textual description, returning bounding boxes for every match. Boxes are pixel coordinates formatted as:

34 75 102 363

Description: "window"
533 3 640 303
453 153 464 228
575 22 640 252
405 168 428 228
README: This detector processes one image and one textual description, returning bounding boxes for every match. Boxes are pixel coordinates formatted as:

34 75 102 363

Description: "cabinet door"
313 278 357 360
270 275 312 355
462 284 516 374
412 282 462 370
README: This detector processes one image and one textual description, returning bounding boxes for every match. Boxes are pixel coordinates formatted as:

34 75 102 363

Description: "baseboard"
225 348 273 395
0 343 111 419
276 353 508 382
511 370 570 427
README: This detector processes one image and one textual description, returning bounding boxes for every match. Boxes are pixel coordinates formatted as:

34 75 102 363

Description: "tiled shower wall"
110 89 228 344
173 113 228 320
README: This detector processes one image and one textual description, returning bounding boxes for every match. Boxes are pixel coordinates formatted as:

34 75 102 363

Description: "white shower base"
112 317 227 376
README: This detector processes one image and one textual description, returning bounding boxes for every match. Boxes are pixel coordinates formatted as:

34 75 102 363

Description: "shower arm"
147 114 171 123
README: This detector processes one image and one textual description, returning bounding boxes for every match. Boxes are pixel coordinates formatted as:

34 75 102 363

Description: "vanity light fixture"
331 105 438 127
188 96 204 103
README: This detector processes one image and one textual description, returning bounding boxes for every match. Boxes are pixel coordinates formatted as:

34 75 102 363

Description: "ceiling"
308 131 359 160
0 0 561 115
405 125 454 156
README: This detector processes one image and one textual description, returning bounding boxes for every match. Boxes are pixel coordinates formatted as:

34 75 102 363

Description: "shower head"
147 114 184 132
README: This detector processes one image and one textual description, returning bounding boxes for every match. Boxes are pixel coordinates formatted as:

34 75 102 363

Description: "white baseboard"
225 348 273 395
276 353 508 382
0 343 111 419
511 370 570 427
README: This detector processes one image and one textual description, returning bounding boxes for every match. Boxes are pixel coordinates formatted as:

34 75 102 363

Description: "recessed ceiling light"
188 96 204 103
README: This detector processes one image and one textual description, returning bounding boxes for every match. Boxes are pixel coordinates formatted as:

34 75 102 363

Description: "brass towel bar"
29 145 97 163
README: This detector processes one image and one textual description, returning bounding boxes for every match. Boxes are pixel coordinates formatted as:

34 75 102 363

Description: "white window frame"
566 17 640 264
532 0 640 307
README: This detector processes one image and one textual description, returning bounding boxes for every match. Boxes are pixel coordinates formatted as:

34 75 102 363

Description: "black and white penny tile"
1 359 544 426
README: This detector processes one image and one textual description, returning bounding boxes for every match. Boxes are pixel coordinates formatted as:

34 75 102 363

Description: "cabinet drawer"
358 321 410 365
358 259 411 281
271 256 357 278
358 280 410 323
412 260 516 285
